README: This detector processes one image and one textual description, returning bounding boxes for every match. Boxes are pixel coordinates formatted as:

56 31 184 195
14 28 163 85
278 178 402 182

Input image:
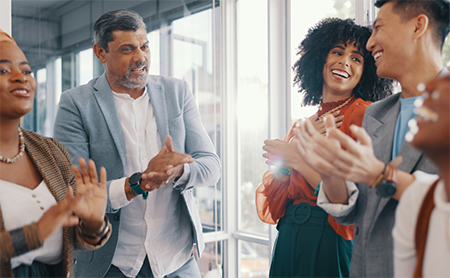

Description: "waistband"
280 202 329 226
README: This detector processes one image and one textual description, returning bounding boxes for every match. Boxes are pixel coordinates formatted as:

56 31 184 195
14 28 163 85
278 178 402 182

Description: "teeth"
374 52 383 60
13 90 28 95
414 106 439 122
331 69 349 78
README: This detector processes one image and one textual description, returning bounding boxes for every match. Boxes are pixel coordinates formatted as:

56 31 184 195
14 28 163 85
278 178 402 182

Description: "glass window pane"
148 30 160 76
170 7 222 233
78 48 93 86
237 0 269 236
290 0 356 122
198 241 223 278
36 68 47 135
239 241 270 278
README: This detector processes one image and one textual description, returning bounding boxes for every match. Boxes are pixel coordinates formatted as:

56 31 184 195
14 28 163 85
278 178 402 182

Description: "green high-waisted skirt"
13 260 60 278
269 201 352 278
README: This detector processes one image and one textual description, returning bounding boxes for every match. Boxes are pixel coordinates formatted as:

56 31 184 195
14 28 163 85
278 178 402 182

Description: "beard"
114 61 149 89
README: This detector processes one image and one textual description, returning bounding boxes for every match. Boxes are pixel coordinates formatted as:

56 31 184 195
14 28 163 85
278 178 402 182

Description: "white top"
109 87 192 278
393 171 450 278
0 179 63 268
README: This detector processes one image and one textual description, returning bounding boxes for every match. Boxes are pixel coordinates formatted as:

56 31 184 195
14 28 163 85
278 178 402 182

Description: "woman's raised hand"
71 157 107 233
309 110 343 135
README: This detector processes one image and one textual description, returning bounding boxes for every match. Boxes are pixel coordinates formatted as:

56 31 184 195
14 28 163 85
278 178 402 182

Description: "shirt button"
37 200 41 203
40 206 45 210
32 194 37 198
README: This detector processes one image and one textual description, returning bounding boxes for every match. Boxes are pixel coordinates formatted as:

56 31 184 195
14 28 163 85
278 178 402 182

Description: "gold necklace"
318 96 353 121
0 127 25 163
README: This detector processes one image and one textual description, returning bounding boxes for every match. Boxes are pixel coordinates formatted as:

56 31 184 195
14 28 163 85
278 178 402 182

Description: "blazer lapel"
147 79 169 144
365 95 403 220
397 142 423 173
25 136 66 202
366 94 401 165
92 74 127 168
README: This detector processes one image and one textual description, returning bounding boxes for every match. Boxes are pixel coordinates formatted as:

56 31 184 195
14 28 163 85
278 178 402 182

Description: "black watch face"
376 180 397 197
129 172 142 185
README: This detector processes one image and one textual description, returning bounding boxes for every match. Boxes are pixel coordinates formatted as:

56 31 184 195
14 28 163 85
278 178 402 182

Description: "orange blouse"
255 97 371 241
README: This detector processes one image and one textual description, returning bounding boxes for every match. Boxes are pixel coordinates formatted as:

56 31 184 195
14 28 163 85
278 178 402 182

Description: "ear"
93 44 107 63
413 14 429 40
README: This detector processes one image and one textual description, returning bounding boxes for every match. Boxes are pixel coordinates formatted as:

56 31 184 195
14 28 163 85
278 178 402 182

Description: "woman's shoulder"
352 97 372 108
22 129 70 160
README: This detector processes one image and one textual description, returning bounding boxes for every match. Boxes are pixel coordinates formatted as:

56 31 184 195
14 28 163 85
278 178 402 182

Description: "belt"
280 202 329 226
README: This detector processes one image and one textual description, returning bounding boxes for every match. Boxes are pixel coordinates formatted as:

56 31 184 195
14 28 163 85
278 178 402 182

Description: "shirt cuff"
109 177 132 209
317 180 359 218
173 163 191 187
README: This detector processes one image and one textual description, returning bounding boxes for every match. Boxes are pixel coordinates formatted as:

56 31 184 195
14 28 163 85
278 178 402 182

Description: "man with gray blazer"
293 0 449 277
53 9 221 278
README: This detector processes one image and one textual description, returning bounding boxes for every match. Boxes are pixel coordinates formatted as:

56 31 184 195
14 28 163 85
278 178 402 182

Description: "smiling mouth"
374 51 383 60
11 88 31 97
331 69 350 78
131 67 146 73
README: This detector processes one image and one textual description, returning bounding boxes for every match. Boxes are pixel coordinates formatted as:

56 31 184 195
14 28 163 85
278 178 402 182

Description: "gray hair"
93 9 146 52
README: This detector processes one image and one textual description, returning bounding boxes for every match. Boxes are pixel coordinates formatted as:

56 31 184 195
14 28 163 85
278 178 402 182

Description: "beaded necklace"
0 127 25 163
318 95 353 121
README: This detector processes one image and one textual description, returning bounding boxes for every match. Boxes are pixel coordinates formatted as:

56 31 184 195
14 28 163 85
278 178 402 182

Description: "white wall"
0 0 11 34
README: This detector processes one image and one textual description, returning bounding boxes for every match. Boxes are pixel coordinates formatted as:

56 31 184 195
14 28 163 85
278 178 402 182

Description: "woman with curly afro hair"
256 18 393 277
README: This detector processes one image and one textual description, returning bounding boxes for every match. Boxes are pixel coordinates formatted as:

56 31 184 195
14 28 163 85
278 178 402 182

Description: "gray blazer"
335 93 437 277
54 73 221 277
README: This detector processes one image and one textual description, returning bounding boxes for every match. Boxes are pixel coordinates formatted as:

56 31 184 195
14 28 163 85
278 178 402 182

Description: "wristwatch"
129 172 148 199
376 165 398 197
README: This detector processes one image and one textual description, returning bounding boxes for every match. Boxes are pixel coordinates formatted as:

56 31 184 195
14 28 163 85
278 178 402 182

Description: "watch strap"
129 172 148 200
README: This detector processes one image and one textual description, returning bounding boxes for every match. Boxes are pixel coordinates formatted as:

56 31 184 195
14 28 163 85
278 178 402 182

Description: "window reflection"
237 0 269 237
239 241 270 278
198 241 223 278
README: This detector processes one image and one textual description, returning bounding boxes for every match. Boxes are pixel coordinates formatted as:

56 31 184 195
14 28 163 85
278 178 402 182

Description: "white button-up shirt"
109 87 193 278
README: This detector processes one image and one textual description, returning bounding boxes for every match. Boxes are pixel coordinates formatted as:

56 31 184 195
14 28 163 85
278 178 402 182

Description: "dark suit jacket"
0 130 76 278
334 93 438 277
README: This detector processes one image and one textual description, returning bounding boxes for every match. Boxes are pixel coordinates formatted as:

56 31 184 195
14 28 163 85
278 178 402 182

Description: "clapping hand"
140 135 194 191
309 110 343 135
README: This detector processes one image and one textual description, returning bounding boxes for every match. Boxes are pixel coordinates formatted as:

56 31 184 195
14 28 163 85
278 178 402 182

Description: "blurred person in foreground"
293 1 449 276
53 9 221 278
393 73 450 277
0 29 109 278
256 18 392 278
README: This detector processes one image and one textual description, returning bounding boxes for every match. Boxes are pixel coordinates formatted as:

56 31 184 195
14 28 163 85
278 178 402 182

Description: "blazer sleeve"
53 92 90 166
172 80 221 192
0 221 42 263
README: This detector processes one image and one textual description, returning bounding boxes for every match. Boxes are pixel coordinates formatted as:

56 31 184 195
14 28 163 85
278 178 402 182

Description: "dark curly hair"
293 18 393 106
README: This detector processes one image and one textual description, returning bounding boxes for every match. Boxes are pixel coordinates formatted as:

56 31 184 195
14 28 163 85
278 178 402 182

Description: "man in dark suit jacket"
293 0 449 277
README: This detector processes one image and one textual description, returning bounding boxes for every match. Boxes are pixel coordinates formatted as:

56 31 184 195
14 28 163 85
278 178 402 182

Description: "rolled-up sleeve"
317 180 359 218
